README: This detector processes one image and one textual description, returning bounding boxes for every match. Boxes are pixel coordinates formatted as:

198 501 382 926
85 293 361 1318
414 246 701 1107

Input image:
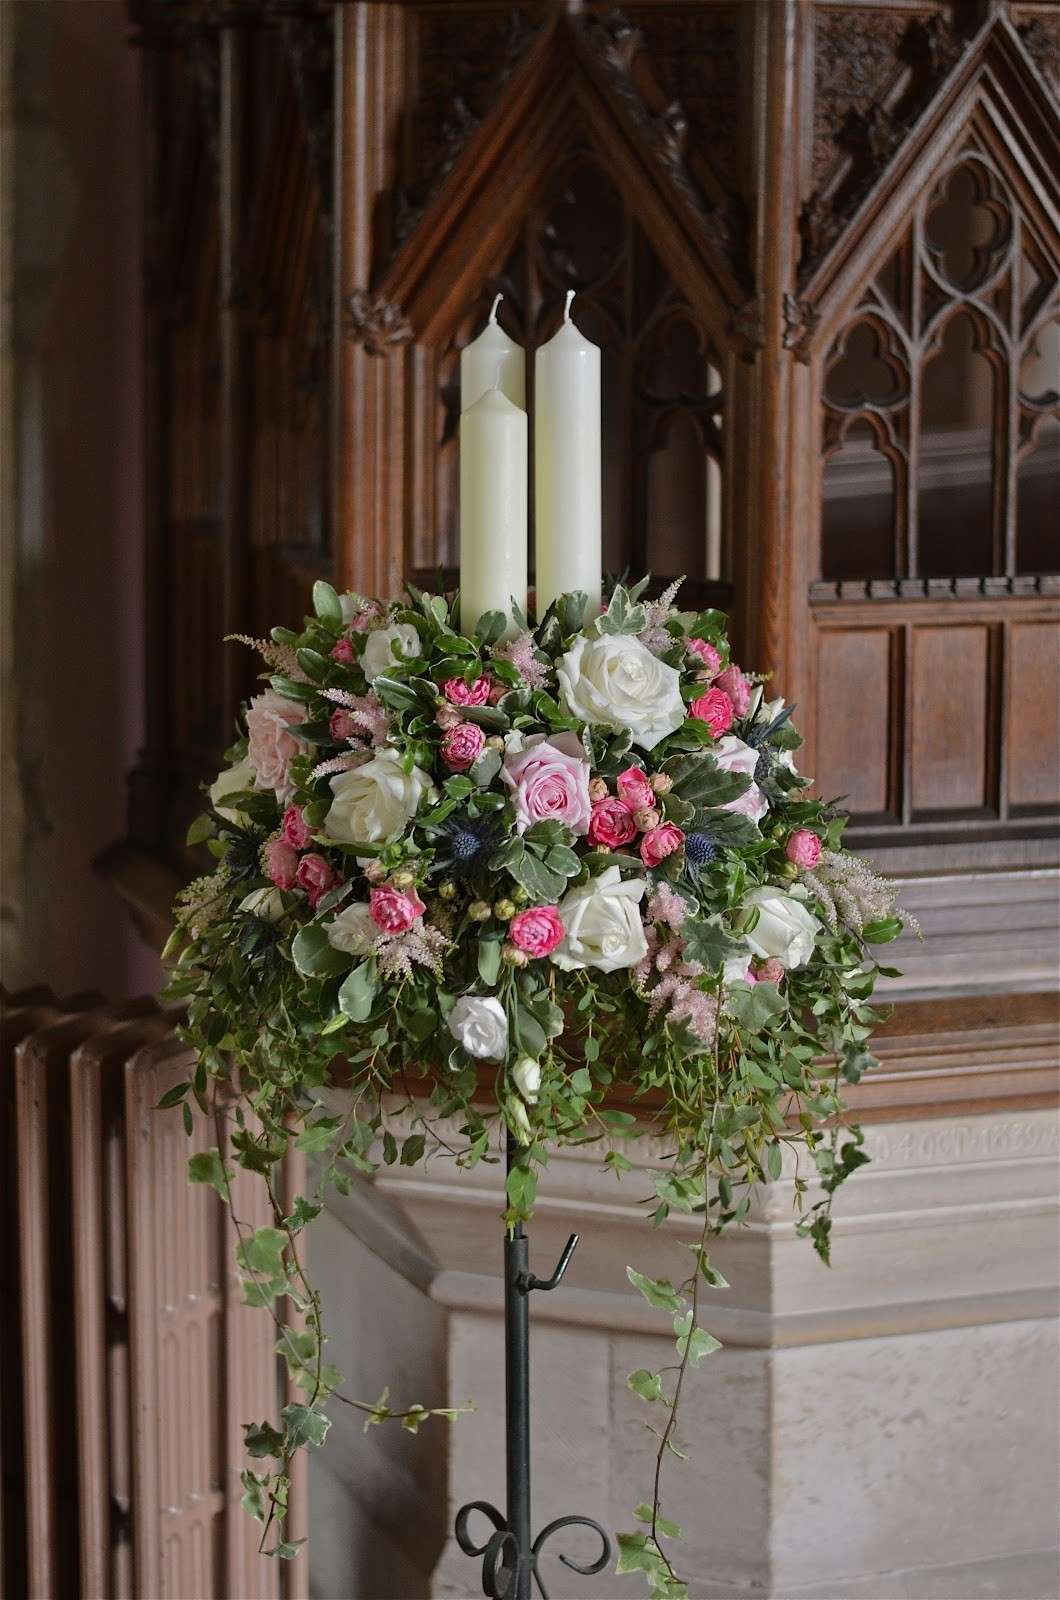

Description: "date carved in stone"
344 291 413 357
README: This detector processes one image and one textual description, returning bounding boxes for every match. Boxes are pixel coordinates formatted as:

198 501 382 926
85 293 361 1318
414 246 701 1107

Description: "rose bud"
785 828 822 870
634 806 661 832
588 777 609 803
648 772 673 794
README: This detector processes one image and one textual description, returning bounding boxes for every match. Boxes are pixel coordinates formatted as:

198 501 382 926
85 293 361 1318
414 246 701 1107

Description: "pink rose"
501 733 592 835
488 681 507 705
785 829 822 870
443 676 491 707
689 687 735 738
714 665 752 718
640 822 685 868
246 691 305 801
265 838 299 891
282 806 312 850
330 709 359 742
508 904 565 958
441 721 486 771
687 638 722 675
754 958 785 984
616 765 655 812
331 638 355 664
296 852 337 909
351 606 381 633
369 884 425 934
587 798 637 849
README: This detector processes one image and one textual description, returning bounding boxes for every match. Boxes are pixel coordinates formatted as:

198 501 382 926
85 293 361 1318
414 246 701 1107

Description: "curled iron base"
455 1500 612 1600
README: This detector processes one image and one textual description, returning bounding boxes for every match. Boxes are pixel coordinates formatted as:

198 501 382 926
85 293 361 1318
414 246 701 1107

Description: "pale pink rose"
265 838 299 891
785 828 822 870
282 806 312 850
616 766 655 812
689 687 735 738
714 665 752 718
330 709 360 742
443 676 491 707
331 638 355 664
441 721 486 771
754 957 785 983
246 691 305 801
296 852 336 909
687 638 722 675
501 733 592 835
488 681 507 705
508 905 565 958
634 806 661 832
369 884 425 934
588 777 609 804
714 735 769 824
640 822 685 868
587 798 637 849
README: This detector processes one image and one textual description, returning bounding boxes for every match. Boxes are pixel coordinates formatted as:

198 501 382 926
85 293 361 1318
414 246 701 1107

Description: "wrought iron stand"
454 1138 612 1599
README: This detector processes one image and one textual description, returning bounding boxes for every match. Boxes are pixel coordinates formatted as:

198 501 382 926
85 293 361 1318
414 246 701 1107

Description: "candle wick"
489 292 503 325
563 288 575 323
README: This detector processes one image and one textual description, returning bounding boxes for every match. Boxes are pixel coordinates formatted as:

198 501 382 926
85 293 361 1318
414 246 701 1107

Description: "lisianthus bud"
634 806 661 832
502 943 529 967
511 885 530 905
468 900 492 921
588 777 609 803
435 702 463 729
486 735 505 752
364 860 387 884
494 898 516 921
648 772 673 794
390 868 416 889
779 860 800 881
438 880 458 901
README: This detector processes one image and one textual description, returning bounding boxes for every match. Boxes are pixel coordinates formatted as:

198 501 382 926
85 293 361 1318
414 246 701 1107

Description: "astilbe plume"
633 893 717 1044
490 631 551 689
174 865 232 939
374 919 449 980
228 633 305 680
804 849 920 937
638 578 683 656
322 689 391 746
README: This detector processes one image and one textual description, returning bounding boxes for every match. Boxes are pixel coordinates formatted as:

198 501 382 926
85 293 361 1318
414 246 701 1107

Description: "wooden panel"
1007 620 1060 810
910 623 992 814
815 626 897 818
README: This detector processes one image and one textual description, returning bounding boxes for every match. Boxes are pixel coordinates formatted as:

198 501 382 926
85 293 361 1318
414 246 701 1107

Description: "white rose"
512 1057 542 1104
324 750 431 845
744 888 818 970
722 948 754 986
448 996 509 1061
714 735 769 824
326 902 377 956
557 633 685 751
209 756 257 825
360 622 421 683
238 887 287 923
552 865 649 973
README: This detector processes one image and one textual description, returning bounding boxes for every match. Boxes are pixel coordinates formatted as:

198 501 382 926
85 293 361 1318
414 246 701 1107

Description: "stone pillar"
313 1102 1058 1600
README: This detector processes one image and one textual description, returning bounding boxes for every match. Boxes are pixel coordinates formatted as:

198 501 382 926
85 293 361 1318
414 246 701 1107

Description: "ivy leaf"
338 959 378 1022
240 1469 269 1522
727 980 787 1030
633 1503 683 1539
291 925 351 979
244 1420 285 1459
626 1266 683 1312
627 1368 664 1402
188 1148 232 1201
286 1193 323 1232
267 1540 307 1562
295 1115 344 1155
615 1531 665 1575
236 1226 287 1281
680 916 743 973
470 747 502 788
280 1402 331 1448
506 1161 537 1217
312 580 343 623
673 1311 722 1365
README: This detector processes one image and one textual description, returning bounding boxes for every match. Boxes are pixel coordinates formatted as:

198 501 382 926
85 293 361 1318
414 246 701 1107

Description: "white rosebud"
511 1057 541 1105
326 902 377 956
238 887 287 923
743 887 818 970
360 622 421 683
447 996 509 1061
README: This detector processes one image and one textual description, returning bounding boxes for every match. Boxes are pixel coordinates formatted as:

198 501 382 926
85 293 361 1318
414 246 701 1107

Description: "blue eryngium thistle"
684 832 718 868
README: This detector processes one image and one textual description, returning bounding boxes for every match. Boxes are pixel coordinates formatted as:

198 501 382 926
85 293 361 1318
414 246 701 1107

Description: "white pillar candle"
460 294 525 412
534 290 602 619
459 382 528 638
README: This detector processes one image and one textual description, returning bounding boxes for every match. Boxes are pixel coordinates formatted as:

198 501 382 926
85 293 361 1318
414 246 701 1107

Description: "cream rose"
714 735 769 824
246 692 306 801
557 633 685 752
324 750 431 846
209 756 257 825
744 888 818 970
448 996 509 1061
361 622 421 683
551 865 649 973
326 902 377 957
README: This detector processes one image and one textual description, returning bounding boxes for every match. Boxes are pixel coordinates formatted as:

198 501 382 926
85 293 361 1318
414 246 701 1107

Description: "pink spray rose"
265 838 299 891
689 687 735 738
640 822 685 868
785 828 822 870
508 905 565 959
369 884 425 934
714 735 769 823
713 664 752 717
330 709 359 742
443 676 491 707
441 721 487 771
616 765 655 812
501 733 592 835
587 797 637 849
687 637 722 675
435 703 463 730
246 691 306 801
282 806 312 850
331 637 355 664
296 852 337 909
754 957 786 984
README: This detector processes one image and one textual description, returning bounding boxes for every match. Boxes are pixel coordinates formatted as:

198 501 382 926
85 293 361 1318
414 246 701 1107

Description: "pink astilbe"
321 689 391 747
634 909 715 1044
228 633 306 680
638 577 684 656
310 751 367 780
647 883 689 930
491 631 551 690
374 919 449 980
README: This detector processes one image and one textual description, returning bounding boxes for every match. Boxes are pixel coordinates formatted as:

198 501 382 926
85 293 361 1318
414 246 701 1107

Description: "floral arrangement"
165 577 913 1595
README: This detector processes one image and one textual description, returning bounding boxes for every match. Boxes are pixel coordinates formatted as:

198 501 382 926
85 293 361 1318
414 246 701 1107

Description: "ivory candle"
533 290 602 618
459 381 528 637
461 294 525 412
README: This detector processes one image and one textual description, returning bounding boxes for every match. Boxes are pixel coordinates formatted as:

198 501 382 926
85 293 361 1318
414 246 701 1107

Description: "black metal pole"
454 1139 612 1600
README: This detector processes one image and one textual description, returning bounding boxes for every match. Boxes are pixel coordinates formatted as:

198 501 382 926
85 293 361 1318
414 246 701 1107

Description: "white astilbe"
638 577 684 656
374 919 449 980
174 865 232 938
804 849 920 938
228 633 305 680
